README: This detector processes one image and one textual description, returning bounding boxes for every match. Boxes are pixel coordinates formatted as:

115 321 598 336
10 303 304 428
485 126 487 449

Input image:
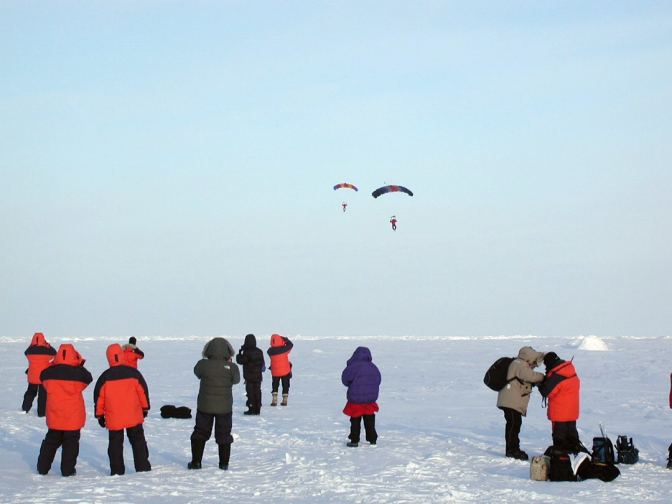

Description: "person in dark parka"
94 344 151 475
22 332 57 416
188 337 240 470
236 334 265 415
341 346 381 447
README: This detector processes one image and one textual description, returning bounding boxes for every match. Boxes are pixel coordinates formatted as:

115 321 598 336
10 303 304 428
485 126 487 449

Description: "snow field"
1 335 671 503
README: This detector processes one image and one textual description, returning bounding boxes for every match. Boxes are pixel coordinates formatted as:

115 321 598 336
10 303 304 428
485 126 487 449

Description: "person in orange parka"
538 352 582 452
22 332 57 416
37 344 92 477
267 334 293 406
122 336 144 369
94 344 151 476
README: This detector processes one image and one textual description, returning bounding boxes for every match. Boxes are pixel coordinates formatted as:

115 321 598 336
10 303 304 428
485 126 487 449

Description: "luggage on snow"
615 435 639 464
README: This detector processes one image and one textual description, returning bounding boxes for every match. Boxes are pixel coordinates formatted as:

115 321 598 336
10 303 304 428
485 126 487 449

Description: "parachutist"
390 216 397 231
342 202 348 212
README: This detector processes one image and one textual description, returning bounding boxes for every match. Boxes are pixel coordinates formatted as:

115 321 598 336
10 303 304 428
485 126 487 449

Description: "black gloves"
97 416 106 428
143 410 148 418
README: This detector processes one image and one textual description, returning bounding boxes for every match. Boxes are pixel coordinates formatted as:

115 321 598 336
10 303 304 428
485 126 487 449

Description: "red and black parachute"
371 185 413 198
333 183 358 191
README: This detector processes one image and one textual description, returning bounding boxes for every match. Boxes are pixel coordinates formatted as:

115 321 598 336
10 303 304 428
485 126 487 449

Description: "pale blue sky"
1 1 671 338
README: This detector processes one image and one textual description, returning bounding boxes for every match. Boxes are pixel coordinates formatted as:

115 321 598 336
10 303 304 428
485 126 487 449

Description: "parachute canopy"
333 183 358 191
371 185 413 198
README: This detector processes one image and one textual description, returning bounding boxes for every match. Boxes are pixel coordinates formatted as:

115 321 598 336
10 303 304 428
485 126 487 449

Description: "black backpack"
544 446 578 481
615 435 639 464
483 357 514 391
592 435 615 465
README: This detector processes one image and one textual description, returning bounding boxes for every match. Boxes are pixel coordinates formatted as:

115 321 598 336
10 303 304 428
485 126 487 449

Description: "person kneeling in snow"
496 346 545 460
341 346 381 447
538 352 582 452
188 337 240 470
94 344 152 475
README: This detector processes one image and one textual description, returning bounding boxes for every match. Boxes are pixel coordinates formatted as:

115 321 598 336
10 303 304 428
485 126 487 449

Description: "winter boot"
668 445 672 469
244 409 255 415
281 394 288 406
218 443 230 470
188 439 205 469
271 392 278 407
347 442 359 447
506 449 529 461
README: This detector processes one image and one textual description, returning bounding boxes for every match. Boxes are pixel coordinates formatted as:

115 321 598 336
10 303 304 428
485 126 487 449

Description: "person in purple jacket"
341 346 381 447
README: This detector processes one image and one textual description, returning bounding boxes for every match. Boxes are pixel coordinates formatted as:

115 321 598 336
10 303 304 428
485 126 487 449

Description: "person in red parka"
538 352 582 452
122 336 144 369
37 344 92 476
94 343 151 475
22 332 56 416
267 334 293 406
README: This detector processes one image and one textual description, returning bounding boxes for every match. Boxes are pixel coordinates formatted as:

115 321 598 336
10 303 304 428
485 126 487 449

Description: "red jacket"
40 344 92 430
540 361 580 422
122 344 144 369
94 344 150 431
24 332 56 384
267 334 293 377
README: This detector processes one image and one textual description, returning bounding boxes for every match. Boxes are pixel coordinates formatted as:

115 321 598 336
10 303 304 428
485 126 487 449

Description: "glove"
97 416 106 428
143 410 148 418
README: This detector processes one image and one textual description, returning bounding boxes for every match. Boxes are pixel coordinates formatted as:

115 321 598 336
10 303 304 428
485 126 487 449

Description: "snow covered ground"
1 335 671 503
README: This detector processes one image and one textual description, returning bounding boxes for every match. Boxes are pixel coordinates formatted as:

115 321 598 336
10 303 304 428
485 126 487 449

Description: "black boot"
667 445 672 469
218 443 231 470
188 439 205 469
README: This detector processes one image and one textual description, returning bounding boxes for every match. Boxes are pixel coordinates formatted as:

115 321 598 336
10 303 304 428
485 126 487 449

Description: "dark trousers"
349 415 377 444
108 424 151 475
22 383 47 416
271 375 290 394
501 407 522 453
191 410 233 445
37 429 80 476
245 381 262 412
552 421 581 452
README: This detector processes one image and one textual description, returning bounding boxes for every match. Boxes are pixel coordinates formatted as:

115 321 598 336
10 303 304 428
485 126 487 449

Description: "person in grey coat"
496 346 545 460
188 337 240 470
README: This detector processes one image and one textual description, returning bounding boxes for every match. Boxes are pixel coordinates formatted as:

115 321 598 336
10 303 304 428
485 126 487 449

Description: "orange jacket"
24 332 56 384
542 361 580 422
40 344 92 430
267 334 293 377
122 344 144 369
94 344 150 431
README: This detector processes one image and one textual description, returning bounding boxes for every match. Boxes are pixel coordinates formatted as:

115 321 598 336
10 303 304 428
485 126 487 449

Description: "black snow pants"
108 424 151 475
245 381 262 412
37 429 80 476
191 410 233 445
349 415 378 444
501 407 522 453
552 421 581 452
271 375 291 394
22 383 47 416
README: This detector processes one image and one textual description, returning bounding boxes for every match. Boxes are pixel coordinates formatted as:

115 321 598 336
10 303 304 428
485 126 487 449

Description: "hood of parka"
202 337 234 360
106 344 126 367
31 332 48 347
53 344 85 366
517 346 544 367
243 334 257 349
270 333 286 347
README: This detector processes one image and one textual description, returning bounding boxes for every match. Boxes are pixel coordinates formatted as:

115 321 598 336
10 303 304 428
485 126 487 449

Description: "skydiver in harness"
342 202 348 212
390 216 397 231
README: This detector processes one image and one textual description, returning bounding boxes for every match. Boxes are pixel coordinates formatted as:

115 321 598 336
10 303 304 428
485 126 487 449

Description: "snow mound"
576 335 609 351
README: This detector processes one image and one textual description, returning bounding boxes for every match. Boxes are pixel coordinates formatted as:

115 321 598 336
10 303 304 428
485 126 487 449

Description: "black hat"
543 352 563 370
129 336 137 345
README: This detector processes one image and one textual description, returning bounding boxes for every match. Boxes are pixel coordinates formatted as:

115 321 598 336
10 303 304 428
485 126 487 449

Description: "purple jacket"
341 347 381 404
